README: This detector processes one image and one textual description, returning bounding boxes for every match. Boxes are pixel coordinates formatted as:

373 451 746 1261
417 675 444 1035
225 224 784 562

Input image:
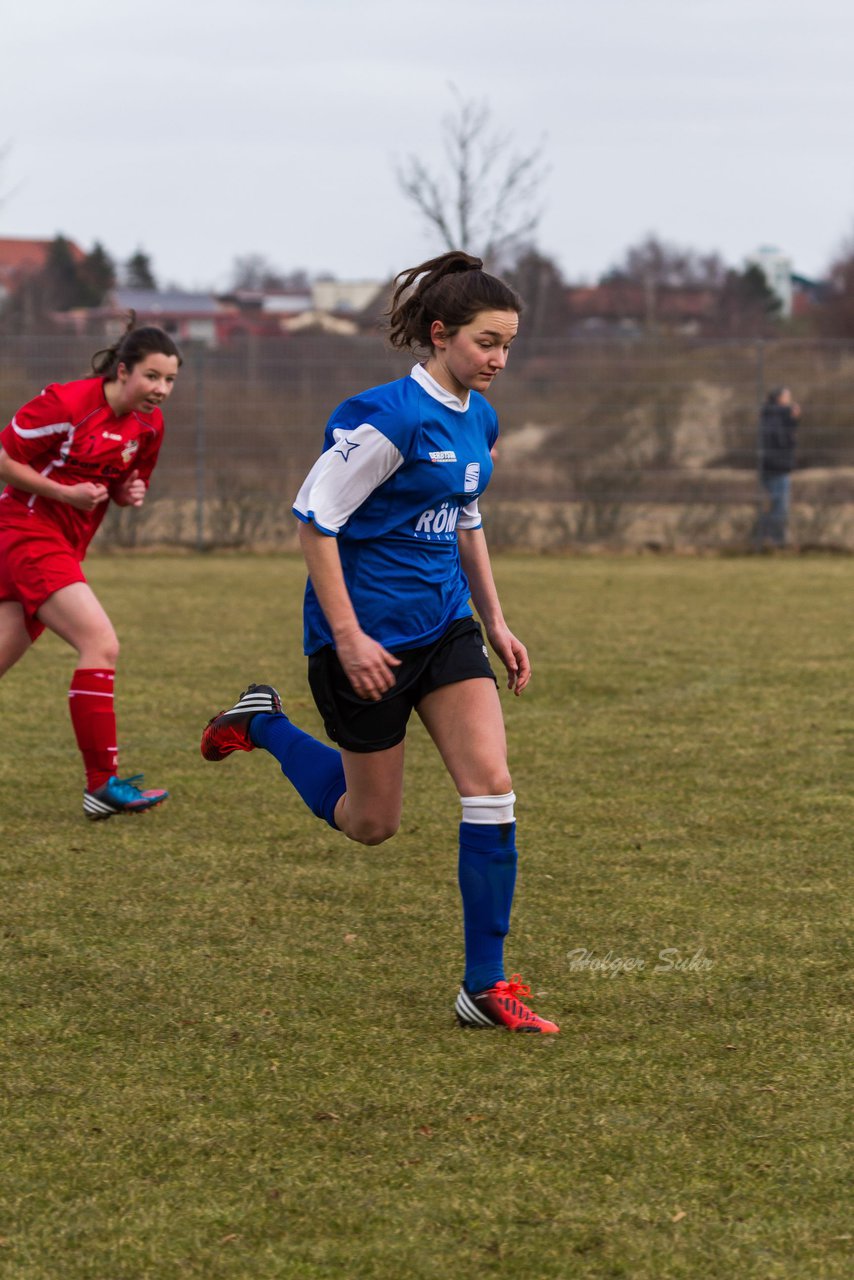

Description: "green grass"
1 553 851 1279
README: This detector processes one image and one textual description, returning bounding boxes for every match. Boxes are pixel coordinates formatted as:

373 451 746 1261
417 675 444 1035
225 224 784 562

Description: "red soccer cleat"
455 974 560 1034
201 683 283 761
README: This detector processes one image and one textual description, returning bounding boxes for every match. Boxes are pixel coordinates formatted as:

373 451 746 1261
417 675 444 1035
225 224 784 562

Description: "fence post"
755 338 765 410
194 345 207 551
755 339 766 473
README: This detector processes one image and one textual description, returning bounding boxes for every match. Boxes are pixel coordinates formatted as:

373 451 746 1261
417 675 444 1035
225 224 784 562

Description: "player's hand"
62 482 110 511
486 624 532 695
335 628 402 701
114 470 147 507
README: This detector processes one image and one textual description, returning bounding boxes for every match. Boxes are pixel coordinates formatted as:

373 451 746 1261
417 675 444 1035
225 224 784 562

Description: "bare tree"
605 234 727 290
602 233 728 329
230 254 284 292
395 88 548 264
815 228 854 338
228 255 315 293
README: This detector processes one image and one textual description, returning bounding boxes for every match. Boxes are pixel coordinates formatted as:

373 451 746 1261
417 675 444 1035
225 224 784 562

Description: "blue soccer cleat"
83 774 169 821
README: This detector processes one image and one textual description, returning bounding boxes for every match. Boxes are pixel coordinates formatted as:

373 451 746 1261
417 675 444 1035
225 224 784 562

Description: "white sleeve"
457 498 482 530
293 422 404 534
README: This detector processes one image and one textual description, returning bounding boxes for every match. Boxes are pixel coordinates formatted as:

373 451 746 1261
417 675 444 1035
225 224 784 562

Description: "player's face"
115 353 180 414
428 309 519 398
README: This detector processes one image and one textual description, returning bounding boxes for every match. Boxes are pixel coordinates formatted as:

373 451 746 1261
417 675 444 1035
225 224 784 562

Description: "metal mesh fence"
2 333 853 551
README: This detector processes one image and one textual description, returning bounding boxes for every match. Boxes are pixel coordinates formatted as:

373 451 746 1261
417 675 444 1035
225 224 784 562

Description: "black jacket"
760 404 798 475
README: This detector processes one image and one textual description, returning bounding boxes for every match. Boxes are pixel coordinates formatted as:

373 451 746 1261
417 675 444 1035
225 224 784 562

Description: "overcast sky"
2 0 852 290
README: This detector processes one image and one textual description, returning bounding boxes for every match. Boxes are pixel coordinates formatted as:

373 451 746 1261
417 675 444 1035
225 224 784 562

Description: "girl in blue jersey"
202 251 558 1034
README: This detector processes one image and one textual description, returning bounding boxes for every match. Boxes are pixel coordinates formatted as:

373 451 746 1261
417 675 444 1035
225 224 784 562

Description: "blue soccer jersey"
293 364 498 654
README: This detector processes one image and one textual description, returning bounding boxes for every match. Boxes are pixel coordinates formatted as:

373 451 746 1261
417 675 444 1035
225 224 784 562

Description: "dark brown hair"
387 251 522 352
91 313 183 379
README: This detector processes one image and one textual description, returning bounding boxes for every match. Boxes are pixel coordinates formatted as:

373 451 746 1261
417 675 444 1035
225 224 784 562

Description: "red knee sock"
68 668 118 791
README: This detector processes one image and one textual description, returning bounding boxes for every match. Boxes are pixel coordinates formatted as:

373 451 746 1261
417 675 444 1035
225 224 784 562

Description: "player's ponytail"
91 313 183 379
387 250 522 352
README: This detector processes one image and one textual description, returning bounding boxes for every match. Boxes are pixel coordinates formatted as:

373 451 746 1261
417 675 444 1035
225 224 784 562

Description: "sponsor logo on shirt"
464 462 480 492
122 439 140 466
414 501 460 540
429 450 457 462
102 431 123 441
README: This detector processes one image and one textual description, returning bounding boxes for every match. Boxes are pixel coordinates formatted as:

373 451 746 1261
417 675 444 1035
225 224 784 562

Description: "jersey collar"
410 363 469 412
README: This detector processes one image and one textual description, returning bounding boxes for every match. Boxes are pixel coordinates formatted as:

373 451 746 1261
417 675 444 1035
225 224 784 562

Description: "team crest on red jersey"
122 439 140 466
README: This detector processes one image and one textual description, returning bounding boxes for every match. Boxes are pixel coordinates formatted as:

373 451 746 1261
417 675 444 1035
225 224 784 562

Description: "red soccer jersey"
0 377 164 556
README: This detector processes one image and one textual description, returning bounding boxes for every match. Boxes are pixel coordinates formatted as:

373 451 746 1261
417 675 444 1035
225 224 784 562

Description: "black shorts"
308 616 497 754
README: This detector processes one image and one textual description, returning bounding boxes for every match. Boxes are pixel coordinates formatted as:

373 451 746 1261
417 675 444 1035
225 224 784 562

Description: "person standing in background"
755 386 801 548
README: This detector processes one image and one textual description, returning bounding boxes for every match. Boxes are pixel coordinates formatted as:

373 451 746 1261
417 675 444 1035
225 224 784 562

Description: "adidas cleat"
84 774 168 821
201 683 283 761
455 974 560 1034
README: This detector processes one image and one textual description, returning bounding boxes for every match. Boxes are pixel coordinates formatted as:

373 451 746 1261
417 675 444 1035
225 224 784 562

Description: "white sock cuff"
460 791 516 824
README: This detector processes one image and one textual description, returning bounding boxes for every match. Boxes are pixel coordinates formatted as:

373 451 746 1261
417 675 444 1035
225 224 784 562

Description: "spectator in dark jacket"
755 386 800 547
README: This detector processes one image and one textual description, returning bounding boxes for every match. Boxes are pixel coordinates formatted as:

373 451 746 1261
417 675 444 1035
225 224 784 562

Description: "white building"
748 245 793 318
311 279 383 314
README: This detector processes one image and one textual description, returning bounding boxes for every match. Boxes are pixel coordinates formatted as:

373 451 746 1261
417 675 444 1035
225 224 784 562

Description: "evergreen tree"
79 241 116 305
125 249 157 290
42 236 84 310
715 265 781 337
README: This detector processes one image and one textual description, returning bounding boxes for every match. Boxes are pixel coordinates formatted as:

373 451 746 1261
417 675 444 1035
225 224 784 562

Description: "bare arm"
298 521 401 701
458 525 531 694
0 446 109 511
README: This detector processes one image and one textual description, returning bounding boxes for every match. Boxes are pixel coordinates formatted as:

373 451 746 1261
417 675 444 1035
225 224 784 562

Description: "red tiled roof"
0 236 86 283
566 282 717 321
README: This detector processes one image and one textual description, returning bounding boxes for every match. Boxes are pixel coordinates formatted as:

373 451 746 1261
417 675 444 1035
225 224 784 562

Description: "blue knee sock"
250 713 345 829
458 820 518 993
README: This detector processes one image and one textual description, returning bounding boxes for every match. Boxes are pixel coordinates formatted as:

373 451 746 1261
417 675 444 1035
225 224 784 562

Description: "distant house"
47 278 387 346
257 290 314 316
790 273 829 320
354 278 394 334
565 281 717 335
0 235 86 305
279 309 361 336
219 287 312 317
58 287 274 347
219 279 385 337
311 279 383 314
112 288 227 344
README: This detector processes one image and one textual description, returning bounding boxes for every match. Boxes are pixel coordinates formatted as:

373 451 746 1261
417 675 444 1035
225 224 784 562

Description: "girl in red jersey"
0 320 181 819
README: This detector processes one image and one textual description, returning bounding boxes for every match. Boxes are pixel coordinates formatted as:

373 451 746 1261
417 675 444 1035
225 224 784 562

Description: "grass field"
1 553 851 1279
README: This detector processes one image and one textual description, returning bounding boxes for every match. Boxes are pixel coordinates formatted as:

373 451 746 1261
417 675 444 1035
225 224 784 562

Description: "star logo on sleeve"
333 438 360 461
